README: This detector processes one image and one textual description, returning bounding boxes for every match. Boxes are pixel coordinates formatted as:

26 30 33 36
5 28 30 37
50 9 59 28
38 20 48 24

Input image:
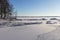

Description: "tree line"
0 0 13 19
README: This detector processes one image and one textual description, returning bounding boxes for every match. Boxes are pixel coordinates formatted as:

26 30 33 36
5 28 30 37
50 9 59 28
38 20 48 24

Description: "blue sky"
9 0 60 16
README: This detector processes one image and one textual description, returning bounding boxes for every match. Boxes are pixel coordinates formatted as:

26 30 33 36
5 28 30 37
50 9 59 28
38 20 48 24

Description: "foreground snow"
37 25 60 40
0 24 56 40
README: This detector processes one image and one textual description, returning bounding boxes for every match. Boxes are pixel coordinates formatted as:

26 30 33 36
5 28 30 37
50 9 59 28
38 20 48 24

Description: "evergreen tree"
0 0 13 19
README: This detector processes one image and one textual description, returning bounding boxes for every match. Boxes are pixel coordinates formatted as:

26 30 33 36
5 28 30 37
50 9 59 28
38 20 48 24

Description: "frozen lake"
0 18 60 40
0 24 56 40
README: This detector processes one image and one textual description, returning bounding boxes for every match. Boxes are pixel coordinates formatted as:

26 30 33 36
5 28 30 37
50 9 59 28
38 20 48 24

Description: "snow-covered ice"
0 24 56 40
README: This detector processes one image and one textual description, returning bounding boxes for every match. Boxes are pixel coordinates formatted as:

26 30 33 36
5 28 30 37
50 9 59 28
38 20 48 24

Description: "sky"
9 0 60 16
